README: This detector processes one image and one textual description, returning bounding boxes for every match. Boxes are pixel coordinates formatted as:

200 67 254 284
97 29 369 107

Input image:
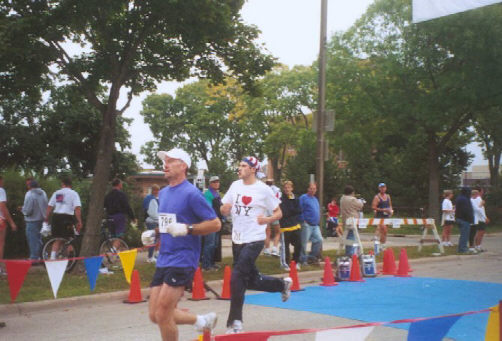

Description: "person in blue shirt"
299 182 323 265
148 148 221 340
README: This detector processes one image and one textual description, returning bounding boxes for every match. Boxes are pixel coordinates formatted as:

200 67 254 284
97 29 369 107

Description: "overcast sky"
123 0 486 169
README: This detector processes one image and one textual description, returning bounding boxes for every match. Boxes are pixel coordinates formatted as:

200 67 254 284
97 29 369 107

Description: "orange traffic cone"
123 269 146 304
395 248 412 277
218 265 231 300
189 267 209 301
320 257 338 286
349 254 364 282
289 261 304 291
382 248 397 275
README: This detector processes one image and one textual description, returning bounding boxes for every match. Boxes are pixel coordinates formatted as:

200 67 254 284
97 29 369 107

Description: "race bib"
159 213 176 233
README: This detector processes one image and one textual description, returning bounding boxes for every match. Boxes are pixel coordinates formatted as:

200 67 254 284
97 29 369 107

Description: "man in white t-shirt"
471 187 489 252
44 177 82 260
221 156 292 334
0 175 17 275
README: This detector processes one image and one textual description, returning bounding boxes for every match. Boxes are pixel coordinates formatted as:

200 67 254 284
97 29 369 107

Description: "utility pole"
316 0 328 212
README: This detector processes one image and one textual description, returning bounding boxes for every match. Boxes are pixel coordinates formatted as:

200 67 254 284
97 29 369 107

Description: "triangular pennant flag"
315 326 374 340
45 260 68 298
408 315 461 341
84 256 103 291
5 260 32 302
485 303 500 340
118 249 137 283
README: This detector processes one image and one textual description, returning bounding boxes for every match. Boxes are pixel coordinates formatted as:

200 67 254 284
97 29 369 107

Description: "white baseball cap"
157 148 191 168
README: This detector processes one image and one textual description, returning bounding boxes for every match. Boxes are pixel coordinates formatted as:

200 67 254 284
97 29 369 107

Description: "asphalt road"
1 233 501 340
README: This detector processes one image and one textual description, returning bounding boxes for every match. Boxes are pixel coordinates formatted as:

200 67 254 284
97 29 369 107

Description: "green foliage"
141 78 267 174
0 86 139 178
323 0 502 217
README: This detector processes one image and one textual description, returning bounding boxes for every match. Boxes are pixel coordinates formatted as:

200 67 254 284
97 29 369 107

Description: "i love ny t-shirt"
222 179 280 244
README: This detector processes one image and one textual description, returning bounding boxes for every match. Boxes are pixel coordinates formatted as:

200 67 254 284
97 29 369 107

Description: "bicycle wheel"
99 238 129 270
41 238 77 272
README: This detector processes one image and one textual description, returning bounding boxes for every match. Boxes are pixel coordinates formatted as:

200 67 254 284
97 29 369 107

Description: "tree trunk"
79 107 117 257
427 134 440 221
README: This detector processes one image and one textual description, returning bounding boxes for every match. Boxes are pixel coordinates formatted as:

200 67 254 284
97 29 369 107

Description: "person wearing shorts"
148 148 221 341
44 177 82 260
441 190 455 247
372 183 393 246
0 175 18 275
472 187 489 252
263 179 282 257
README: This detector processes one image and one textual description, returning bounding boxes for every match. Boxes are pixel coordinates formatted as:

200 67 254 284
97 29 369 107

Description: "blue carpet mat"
245 277 502 340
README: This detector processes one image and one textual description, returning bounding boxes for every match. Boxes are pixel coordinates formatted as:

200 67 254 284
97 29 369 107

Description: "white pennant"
315 326 375 341
45 260 68 298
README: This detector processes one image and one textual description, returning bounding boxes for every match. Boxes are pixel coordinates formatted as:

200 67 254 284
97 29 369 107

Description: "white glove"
141 230 156 246
166 223 189 237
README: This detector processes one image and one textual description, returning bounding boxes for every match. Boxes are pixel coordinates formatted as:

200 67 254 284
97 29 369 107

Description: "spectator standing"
299 183 323 265
326 197 340 237
0 175 18 275
371 183 393 246
44 177 82 260
278 180 302 271
441 190 455 247
201 175 223 271
145 184 160 263
263 178 282 256
104 179 137 249
149 148 221 340
340 185 364 256
455 187 474 254
21 180 48 260
474 188 489 252
221 156 291 334
471 187 489 252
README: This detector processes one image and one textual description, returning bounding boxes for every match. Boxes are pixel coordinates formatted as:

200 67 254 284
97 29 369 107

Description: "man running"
148 148 221 341
221 156 291 334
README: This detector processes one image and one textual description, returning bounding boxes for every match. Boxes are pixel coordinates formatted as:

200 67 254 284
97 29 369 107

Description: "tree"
474 107 502 188
141 78 265 178
255 65 317 181
325 0 502 219
0 85 138 178
1 1 274 257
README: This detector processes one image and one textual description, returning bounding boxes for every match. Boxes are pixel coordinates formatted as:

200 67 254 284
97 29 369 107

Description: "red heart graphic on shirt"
242 196 252 206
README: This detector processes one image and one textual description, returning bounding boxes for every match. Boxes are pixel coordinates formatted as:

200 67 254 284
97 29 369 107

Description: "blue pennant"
408 315 462 341
84 256 103 291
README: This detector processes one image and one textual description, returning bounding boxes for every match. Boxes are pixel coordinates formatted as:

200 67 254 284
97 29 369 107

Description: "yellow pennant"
119 249 137 284
485 304 500 341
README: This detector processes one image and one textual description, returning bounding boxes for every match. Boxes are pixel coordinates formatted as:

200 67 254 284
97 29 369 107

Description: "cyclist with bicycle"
104 178 137 250
44 177 82 260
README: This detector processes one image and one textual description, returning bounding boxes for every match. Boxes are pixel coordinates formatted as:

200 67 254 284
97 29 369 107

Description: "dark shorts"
444 220 455 225
52 214 75 238
477 221 487 231
108 213 126 237
375 212 389 219
150 266 195 288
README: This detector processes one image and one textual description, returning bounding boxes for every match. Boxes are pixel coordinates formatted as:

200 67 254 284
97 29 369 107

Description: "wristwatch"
187 225 194 235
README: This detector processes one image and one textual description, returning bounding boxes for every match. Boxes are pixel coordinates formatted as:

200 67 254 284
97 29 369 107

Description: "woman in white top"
441 190 455 246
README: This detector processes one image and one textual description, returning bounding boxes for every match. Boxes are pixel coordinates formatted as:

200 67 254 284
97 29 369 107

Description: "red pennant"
5 260 32 302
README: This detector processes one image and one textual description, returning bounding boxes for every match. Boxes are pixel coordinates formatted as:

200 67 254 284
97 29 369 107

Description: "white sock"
195 315 205 328
50 251 57 260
